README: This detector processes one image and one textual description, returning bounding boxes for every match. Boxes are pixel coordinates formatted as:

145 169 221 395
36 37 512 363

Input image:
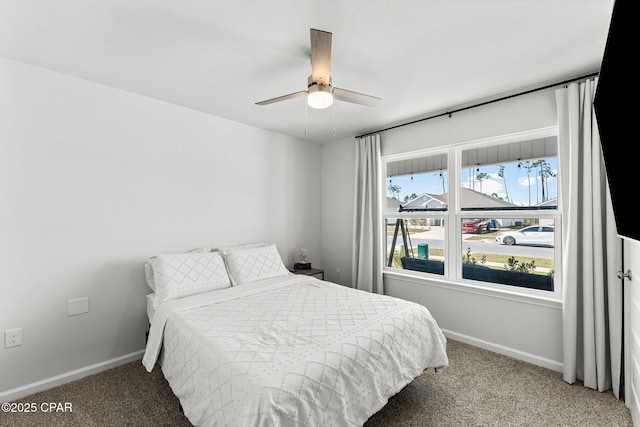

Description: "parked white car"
495 225 555 247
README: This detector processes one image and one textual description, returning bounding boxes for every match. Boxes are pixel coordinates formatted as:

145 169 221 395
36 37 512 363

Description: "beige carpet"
1 340 632 426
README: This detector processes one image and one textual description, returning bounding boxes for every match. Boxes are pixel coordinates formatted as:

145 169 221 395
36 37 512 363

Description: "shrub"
504 256 536 273
462 247 486 265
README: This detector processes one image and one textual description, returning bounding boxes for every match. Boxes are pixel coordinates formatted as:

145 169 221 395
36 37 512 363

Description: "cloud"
463 177 506 199
518 175 535 187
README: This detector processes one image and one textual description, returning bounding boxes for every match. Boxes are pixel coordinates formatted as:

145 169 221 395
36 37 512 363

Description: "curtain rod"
355 71 599 139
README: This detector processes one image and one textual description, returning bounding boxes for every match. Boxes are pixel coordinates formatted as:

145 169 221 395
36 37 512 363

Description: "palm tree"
476 171 489 193
497 164 510 202
522 161 534 206
540 160 556 202
532 160 542 204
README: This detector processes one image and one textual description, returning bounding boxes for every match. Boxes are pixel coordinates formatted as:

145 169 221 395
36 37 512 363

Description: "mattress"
143 275 448 426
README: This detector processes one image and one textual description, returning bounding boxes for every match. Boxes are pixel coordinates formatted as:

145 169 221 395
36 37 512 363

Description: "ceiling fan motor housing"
307 75 333 109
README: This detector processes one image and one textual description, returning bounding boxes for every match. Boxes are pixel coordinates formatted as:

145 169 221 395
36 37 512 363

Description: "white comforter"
142 275 448 427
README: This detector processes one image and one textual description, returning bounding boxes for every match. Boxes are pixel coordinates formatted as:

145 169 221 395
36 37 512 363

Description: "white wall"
320 137 356 286
0 57 322 397
320 88 565 370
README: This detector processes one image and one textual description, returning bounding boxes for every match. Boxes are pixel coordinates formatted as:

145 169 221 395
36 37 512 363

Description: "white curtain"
556 78 623 397
352 134 383 294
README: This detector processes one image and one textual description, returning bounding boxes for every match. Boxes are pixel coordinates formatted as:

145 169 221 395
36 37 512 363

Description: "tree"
521 161 534 206
532 160 542 204
468 167 475 190
388 182 402 199
403 193 418 202
530 159 556 203
540 160 556 202
476 171 489 193
497 164 510 202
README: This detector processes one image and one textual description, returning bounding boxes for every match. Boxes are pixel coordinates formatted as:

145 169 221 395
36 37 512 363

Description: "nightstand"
289 267 324 280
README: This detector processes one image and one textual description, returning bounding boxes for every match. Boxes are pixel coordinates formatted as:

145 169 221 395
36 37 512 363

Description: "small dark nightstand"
289 267 324 280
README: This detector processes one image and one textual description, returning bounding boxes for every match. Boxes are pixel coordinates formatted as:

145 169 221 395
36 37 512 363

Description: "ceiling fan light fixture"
307 83 334 109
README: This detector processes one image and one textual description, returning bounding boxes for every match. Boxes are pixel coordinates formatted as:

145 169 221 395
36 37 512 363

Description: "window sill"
383 269 562 309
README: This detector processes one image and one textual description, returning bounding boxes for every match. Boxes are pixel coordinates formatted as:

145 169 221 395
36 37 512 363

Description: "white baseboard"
0 350 145 403
442 329 563 373
1 333 563 403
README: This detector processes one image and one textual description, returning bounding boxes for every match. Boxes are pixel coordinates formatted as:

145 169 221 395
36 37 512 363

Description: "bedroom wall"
0 57 322 398
320 138 356 286
320 88 565 371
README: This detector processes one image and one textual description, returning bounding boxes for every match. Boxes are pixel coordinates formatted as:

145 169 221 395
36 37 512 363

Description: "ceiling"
0 0 614 144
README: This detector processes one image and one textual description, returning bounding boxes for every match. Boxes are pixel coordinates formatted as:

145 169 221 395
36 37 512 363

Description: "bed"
142 243 448 426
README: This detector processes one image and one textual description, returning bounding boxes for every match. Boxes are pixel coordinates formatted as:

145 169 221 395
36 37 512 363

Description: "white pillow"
151 251 230 308
144 262 156 290
144 247 214 291
218 242 269 255
218 242 270 285
222 243 290 286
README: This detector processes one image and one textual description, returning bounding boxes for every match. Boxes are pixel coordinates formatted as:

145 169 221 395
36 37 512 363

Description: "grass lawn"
427 248 554 270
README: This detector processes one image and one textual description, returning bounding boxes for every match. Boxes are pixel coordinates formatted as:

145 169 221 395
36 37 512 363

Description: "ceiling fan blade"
255 91 307 106
333 87 382 107
310 28 332 84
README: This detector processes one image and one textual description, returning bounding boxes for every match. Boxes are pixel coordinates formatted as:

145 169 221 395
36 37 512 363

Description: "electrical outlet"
336 269 341 279
5 328 22 348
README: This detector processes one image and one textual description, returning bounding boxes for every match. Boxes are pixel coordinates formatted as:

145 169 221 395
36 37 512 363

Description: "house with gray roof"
394 188 523 228
400 188 515 210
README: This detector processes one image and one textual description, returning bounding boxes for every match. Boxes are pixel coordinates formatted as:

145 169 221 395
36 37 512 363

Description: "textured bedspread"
143 275 448 426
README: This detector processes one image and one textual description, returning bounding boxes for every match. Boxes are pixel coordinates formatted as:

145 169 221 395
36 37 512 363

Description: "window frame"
381 127 562 302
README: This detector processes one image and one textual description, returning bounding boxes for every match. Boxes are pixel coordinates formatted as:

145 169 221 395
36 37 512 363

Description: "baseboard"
0 349 145 403
1 334 563 403
442 329 563 373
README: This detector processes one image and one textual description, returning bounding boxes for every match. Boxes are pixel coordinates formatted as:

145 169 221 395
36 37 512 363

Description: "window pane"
460 137 557 209
460 217 555 291
386 154 448 213
385 217 446 275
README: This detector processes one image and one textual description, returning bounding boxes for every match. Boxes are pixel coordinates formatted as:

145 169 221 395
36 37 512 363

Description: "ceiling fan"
255 28 382 109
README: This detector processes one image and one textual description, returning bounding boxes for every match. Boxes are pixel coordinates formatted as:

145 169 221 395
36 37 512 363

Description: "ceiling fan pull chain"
305 100 308 137
332 101 336 137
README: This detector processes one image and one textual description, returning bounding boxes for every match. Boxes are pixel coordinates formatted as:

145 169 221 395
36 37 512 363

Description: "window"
383 129 561 298
385 153 448 276
386 216 447 275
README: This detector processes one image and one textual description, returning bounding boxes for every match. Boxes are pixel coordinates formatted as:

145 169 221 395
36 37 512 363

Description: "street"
389 227 554 260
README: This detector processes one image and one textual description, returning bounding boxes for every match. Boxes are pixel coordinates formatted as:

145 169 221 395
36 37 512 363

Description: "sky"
386 158 557 206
